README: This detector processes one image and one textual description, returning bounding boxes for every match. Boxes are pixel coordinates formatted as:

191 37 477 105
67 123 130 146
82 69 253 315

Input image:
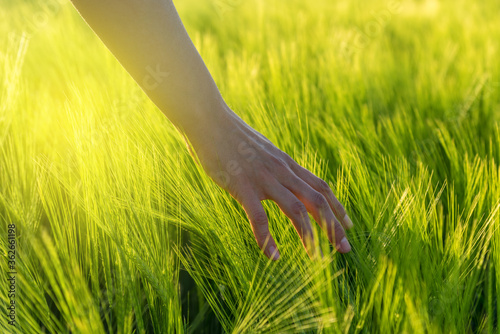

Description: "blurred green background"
1 0 499 332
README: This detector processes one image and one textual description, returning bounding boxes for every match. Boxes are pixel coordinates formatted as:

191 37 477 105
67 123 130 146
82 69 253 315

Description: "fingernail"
343 214 354 229
268 245 280 260
340 237 351 253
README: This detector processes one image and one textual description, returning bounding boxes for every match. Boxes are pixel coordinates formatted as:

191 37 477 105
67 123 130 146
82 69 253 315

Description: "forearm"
70 0 227 141
70 0 353 259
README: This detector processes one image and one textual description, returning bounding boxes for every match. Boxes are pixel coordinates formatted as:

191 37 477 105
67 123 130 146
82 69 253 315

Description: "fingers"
239 192 280 261
263 180 321 258
277 175 351 253
290 164 354 230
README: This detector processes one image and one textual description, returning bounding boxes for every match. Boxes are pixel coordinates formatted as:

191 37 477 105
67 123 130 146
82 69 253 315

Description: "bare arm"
70 0 353 259
70 0 224 140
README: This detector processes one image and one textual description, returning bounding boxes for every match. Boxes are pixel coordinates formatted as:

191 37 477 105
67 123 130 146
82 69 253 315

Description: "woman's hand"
188 104 353 260
69 0 353 260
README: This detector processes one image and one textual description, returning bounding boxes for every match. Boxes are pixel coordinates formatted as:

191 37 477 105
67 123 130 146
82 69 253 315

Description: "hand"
187 103 353 260
69 0 353 260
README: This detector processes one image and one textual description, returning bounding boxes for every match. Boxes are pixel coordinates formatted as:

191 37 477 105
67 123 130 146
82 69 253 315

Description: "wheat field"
1 0 499 333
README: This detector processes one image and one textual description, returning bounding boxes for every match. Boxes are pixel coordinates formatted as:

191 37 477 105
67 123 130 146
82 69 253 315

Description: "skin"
70 0 353 260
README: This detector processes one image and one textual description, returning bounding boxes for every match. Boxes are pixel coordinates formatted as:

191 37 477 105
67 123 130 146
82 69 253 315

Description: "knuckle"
281 152 295 165
252 210 268 227
317 179 331 194
311 191 328 208
269 154 289 171
290 201 307 218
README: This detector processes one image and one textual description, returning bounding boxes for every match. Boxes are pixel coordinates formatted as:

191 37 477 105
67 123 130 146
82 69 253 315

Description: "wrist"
180 97 239 151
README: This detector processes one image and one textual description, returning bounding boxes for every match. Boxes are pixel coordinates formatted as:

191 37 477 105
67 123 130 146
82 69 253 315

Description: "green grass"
1 0 499 332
